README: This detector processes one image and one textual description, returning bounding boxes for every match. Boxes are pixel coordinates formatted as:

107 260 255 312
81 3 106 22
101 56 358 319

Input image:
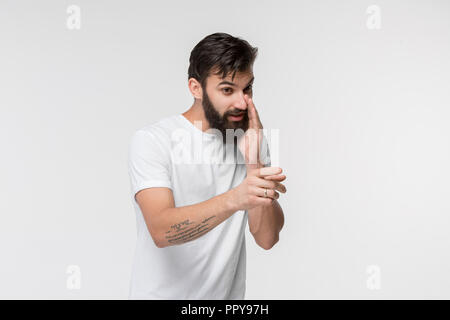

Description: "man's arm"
136 166 284 249
248 199 284 250
246 162 286 250
135 187 239 248
236 94 287 250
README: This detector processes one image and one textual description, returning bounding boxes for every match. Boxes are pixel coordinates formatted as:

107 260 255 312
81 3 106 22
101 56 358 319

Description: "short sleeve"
128 129 173 200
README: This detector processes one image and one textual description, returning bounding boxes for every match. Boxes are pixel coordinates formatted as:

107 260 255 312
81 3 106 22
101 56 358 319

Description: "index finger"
257 166 282 177
244 95 262 129
264 174 286 182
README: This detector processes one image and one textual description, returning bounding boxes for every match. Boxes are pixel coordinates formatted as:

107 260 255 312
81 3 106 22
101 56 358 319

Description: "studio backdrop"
1 0 449 299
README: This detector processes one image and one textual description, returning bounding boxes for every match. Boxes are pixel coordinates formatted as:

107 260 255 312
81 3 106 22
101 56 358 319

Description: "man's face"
201 70 254 143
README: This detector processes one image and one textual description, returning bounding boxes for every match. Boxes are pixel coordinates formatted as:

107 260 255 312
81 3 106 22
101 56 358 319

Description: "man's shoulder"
128 115 183 161
133 114 182 140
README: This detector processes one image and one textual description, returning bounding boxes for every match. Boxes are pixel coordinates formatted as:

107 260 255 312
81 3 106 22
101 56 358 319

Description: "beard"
201 89 249 145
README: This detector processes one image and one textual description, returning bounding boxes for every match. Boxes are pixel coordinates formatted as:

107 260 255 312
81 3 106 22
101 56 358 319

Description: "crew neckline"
178 114 219 140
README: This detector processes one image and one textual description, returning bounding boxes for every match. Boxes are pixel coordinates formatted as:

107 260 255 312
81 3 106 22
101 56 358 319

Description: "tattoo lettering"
170 219 191 232
164 215 217 245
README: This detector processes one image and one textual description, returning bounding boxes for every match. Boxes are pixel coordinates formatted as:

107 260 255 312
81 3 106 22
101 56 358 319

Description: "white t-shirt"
127 114 270 300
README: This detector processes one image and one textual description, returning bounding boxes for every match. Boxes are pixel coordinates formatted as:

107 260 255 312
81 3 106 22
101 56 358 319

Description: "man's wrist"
224 188 241 213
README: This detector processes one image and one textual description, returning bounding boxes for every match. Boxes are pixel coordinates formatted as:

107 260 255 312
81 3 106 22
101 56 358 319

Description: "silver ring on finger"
264 188 268 198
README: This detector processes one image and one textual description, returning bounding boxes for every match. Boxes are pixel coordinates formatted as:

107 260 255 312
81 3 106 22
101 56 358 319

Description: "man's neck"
182 103 211 132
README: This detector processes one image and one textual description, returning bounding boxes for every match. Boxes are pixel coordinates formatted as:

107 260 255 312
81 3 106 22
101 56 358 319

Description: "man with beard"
127 32 287 300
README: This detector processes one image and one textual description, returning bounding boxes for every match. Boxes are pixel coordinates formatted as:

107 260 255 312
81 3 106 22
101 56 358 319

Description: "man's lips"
228 112 245 121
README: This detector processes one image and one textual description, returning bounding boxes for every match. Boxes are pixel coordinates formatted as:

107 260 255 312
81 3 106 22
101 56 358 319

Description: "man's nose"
233 93 248 111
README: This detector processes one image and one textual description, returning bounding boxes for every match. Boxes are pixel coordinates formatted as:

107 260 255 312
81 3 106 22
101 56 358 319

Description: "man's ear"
188 78 203 100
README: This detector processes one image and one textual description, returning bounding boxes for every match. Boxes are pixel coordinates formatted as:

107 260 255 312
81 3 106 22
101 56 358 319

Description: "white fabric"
127 114 270 300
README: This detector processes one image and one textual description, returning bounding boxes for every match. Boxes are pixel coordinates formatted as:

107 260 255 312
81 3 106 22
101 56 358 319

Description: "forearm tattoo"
164 215 217 245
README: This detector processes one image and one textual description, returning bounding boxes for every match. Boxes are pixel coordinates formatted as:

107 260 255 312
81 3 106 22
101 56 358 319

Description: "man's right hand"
232 166 287 211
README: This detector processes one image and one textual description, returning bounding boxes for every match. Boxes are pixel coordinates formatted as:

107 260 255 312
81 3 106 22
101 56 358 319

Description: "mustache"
226 110 248 117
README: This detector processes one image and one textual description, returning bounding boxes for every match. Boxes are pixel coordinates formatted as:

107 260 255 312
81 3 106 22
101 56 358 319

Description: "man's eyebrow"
217 76 254 88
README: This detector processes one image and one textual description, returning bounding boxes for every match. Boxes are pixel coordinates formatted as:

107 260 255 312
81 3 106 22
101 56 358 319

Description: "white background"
1 0 449 299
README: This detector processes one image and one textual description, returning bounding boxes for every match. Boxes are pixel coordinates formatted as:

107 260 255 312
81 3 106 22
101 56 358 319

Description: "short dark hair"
188 32 258 89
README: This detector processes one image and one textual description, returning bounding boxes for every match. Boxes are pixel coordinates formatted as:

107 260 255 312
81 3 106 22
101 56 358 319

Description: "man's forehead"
209 70 254 85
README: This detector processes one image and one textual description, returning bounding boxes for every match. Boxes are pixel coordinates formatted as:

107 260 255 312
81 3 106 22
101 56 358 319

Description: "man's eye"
222 86 252 94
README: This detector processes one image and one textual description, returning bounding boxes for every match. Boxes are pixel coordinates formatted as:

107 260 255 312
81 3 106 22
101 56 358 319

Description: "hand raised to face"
238 95 265 169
